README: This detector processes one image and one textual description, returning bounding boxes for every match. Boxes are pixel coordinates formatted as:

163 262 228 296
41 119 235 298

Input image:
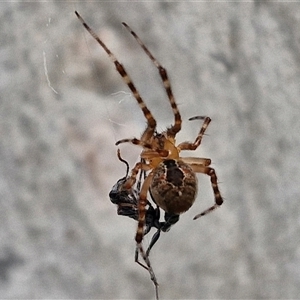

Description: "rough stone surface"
1 2 300 299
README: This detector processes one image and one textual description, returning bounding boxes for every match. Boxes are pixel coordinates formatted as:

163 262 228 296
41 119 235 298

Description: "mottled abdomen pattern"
150 159 198 214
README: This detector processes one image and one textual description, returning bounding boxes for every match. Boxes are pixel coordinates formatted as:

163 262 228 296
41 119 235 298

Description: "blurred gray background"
1 2 300 299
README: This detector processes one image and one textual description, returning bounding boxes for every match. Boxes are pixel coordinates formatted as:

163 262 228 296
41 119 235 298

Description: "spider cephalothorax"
76 11 224 300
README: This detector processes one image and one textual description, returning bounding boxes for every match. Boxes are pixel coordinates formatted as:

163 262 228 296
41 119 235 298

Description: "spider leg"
75 11 156 142
123 161 151 189
116 138 152 149
135 212 179 300
134 171 159 299
136 158 146 192
116 138 169 157
181 157 212 167
122 22 181 138
178 116 211 151
135 243 159 300
135 171 154 243
190 164 223 220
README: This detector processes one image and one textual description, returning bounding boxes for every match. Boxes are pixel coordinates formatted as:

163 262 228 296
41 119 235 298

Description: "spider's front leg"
122 22 181 138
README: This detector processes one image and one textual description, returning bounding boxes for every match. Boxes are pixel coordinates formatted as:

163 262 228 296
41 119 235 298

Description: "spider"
75 11 223 299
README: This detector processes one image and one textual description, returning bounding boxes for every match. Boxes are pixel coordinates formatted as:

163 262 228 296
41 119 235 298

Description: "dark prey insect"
75 11 224 300
109 150 179 256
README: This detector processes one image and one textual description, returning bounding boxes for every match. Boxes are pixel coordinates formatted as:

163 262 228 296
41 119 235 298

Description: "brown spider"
75 11 223 300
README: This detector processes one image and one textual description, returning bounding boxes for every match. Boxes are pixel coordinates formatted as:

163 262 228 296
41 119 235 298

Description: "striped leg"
191 165 223 220
135 243 159 300
75 11 156 142
135 171 154 243
122 22 181 138
116 138 152 148
178 116 211 151
123 161 151 190
116 138 169 157
134 171 159 299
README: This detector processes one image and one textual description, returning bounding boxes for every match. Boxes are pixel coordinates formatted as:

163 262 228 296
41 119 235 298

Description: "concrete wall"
1 2 300 298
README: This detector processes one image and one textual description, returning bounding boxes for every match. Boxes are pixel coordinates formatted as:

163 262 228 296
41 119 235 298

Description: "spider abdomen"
150 159 198 215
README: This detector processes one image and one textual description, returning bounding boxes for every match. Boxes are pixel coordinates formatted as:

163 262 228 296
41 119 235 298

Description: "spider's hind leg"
134 171 160 299
191 165 223 220
135 243 159 300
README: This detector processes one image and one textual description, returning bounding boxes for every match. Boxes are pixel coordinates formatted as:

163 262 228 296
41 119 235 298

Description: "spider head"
141 132 180 168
